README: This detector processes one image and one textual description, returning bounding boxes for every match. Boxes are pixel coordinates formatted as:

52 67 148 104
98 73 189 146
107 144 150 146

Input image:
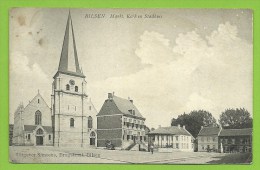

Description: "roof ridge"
24 93 50 111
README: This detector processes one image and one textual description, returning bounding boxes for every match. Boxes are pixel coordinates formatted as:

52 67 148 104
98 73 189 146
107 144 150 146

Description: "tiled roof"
219 128 252 137
24 125 53 133
113 96 144 118
98 95 145 119
149 126 192 136
197 127 221 136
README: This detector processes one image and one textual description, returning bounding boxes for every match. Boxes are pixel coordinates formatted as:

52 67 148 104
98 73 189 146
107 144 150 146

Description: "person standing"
150 144 154 154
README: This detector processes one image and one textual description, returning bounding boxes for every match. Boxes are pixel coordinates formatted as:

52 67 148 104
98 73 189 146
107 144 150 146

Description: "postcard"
9 8 253 164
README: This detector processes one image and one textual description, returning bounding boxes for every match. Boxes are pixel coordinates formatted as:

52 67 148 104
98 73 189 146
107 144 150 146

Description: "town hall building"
97 93 147 149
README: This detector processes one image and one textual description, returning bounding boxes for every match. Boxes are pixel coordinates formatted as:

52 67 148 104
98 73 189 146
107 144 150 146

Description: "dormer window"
75 86 78 92
66 84 70 91
128 109 135 115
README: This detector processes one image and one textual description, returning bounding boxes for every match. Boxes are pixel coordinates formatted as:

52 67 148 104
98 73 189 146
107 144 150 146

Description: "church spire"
55 11 85 78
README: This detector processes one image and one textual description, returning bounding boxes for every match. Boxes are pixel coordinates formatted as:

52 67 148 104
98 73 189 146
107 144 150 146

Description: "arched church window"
70 118 74 127
88 116 93 128
90 131 96 137
66 84 70 91
36 128 43 135
75 86 78 92
35 110 42 125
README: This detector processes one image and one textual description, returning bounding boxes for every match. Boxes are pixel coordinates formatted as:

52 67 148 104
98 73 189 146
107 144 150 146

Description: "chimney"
158 125 161 128
108 93 113 99
178 124 180 129
130 99 133 103
183 125 186 129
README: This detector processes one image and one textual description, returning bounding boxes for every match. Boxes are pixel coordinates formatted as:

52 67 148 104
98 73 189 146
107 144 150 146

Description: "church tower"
51 12 97 147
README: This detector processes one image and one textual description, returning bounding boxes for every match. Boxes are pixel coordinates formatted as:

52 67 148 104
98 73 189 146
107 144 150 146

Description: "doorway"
36 128 44 146
36 136 43 145
90 131 96 146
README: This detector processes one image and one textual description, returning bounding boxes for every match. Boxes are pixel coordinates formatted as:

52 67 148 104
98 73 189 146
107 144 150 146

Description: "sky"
9 8 253 128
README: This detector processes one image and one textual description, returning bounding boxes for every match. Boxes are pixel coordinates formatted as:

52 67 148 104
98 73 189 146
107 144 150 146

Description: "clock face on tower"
69 79 75 85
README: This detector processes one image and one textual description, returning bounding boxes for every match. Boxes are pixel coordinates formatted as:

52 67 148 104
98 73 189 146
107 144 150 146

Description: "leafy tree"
219 108 252 129
171 110 217 138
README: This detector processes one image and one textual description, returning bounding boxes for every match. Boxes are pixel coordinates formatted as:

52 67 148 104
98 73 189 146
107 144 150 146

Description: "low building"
197 126 221 152
97 93 146 149
148 125 194 152
219 128 252 153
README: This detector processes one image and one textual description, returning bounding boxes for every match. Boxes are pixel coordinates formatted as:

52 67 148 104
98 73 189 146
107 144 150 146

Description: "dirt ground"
9 146 250 164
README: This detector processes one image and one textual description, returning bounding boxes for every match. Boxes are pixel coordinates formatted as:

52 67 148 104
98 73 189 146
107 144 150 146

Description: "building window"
201 137 204 142
36 128 43 135
232 138 235 144
49 135 51 140
225 139 228 144
176 143 179 149
89 106 91 110
202 145 204 150
38 99 40 103
66 84 70 90
35 110 42 125
70 118 74 127
176 136 178 141
162 136 164 141
75 86 78 92
207 137 210 142
213 137 215 142
28 134 31 140
88 116 93 128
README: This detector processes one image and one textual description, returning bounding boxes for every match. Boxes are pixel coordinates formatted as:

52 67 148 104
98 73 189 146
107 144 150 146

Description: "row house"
197 126 221 152
197 126 252 153
219 128 252 153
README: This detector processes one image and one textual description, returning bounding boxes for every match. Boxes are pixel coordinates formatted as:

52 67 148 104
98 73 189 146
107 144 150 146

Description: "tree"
171 110 217 138
219 108 252 129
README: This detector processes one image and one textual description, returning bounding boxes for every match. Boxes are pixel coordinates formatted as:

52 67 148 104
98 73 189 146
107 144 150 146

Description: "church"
12 92 53 146
12 12 98 147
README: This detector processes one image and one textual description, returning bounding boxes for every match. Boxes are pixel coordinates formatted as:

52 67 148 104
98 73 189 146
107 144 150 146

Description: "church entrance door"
36 136 43 145
36 128 44 146
90 131 96 146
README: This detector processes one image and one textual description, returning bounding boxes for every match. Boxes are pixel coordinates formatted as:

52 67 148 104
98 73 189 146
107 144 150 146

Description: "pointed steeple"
55 11 85 78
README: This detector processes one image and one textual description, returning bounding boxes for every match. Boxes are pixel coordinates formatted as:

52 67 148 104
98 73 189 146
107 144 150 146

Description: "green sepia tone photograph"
8 8 252 164
0 0 259 170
